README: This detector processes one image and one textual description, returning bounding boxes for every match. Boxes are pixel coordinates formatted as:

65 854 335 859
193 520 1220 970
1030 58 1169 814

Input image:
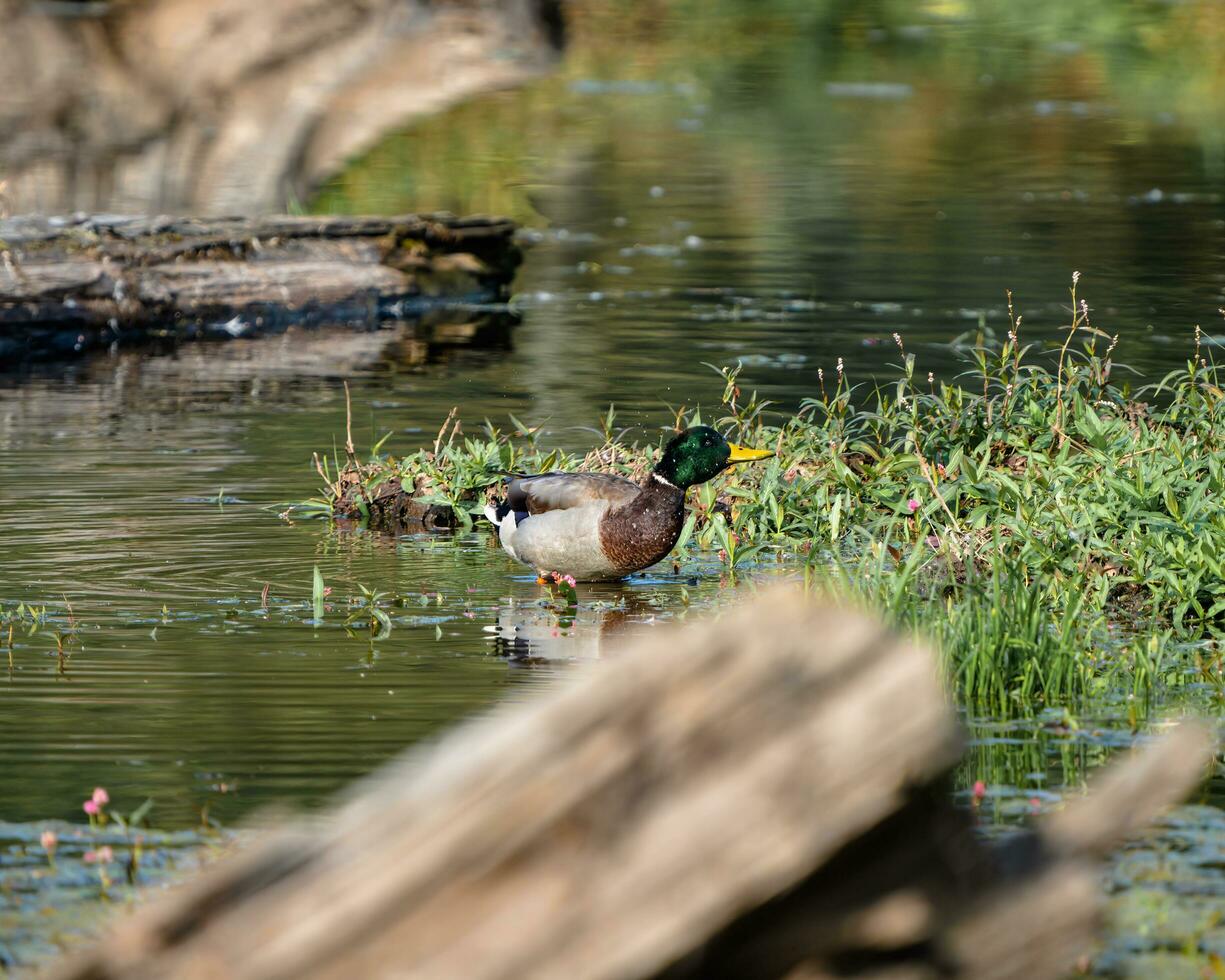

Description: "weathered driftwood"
0 0 562 215
0 213 521 362
48 590 1213 980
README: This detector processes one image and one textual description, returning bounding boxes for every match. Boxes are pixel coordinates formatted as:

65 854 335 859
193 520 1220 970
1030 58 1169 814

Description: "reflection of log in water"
0 213 521 364
128 309 515 376
0 0 563 215
0 310 518 456
380 311 516 368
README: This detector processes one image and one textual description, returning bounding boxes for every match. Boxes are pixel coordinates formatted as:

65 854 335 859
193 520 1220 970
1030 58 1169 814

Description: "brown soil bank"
0 212 521 363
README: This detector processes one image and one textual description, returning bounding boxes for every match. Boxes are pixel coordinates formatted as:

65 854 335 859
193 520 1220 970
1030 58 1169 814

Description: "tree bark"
0 0 564 215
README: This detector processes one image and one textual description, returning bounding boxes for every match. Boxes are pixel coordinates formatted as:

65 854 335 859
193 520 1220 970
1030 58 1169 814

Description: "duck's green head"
654 425 773 489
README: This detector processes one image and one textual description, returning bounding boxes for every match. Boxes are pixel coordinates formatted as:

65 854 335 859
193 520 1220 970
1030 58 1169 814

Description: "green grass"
300 279 1225 705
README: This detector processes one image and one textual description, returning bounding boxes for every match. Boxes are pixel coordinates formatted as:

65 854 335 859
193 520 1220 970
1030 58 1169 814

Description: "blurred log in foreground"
0 212 520 362
0 0 563 215
49 589 1213 980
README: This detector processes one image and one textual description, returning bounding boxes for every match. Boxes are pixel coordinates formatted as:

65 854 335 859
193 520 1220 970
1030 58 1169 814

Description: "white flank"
497 510 523 561
504 503 625 581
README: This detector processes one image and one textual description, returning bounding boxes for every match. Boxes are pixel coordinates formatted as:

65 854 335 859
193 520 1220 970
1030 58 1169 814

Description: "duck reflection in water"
484 591 664 663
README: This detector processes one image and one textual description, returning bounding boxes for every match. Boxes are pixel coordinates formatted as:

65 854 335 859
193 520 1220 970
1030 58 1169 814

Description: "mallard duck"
484 426 773 581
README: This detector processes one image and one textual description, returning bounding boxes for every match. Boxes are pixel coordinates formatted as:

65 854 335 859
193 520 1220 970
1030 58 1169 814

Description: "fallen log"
0 213 521 363
47 589 1213 980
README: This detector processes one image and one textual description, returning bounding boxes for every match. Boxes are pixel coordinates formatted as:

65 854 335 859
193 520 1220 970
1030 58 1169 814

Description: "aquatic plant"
83 787 109 829
0 601 47 627
83 844 115 894
300 279 1225 702
311 566 327 622
344 584 393 639
542 572 579 609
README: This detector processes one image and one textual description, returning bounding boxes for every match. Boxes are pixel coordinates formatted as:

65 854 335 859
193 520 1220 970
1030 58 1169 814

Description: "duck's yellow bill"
727 443 773 463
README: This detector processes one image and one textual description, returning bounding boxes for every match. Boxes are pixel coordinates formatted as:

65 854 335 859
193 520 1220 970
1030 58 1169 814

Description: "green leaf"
312 566 325 621
373 608 393 635
371 430 395 456
675 511 698 550
128 798 155 828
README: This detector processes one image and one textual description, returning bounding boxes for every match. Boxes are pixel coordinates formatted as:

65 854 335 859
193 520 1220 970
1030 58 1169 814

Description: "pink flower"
91 787 109 807
563 575 577 588
972 780 986 802
85 845 115 864
907 498 920 513
1029 797 1042 813
40 829 57 853
83 800 100 816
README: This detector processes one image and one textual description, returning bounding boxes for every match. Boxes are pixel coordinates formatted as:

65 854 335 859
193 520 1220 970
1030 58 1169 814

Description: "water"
316 1 1225 413
0 344 750 826
3 2 1225 970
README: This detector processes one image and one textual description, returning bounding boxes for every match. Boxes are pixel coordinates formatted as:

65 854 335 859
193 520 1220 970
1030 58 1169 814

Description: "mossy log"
333 475 460 532
0 213 521 362
47 590 1212 980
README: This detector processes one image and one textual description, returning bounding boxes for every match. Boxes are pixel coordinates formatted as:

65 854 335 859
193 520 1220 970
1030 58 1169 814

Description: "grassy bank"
301 280 1225 706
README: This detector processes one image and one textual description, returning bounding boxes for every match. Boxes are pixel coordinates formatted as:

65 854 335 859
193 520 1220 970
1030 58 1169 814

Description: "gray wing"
506 472 640 515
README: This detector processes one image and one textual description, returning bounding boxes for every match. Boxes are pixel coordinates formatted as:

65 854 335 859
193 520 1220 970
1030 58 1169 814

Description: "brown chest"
597 484 686 575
